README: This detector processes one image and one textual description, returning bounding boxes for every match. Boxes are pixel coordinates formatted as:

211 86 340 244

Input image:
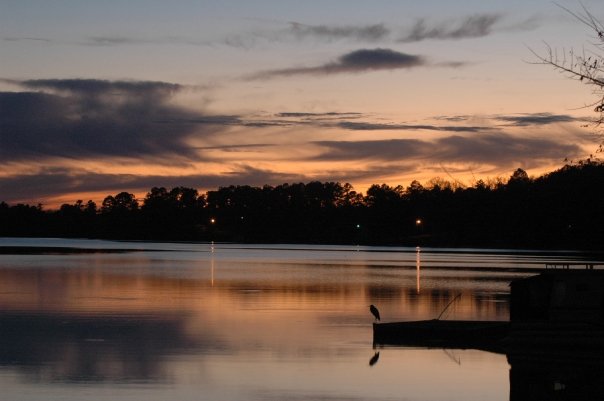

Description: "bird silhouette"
369 304 380 321
369 351 380 366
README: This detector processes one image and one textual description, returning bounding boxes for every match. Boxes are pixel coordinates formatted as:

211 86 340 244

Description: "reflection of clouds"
0 257 513 383
365 284 509 322
0 264 512 321
0 312 225 383
251 390 369 401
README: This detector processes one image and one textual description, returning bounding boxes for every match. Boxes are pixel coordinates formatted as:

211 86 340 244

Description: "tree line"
1 161 603 250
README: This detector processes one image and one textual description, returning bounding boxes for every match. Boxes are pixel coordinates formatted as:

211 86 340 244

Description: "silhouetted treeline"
2 162 604 249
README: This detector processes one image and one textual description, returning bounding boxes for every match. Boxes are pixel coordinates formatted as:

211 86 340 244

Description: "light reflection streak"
416 246 421 294
211 242 215 287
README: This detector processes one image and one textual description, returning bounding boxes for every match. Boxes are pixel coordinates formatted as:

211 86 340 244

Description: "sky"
1 0 603 207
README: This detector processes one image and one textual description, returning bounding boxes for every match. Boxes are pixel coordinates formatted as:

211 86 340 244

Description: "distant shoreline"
2 162 604 251
0 246 153 255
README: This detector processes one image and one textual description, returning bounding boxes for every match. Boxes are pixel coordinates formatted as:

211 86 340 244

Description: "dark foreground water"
0 238 602 401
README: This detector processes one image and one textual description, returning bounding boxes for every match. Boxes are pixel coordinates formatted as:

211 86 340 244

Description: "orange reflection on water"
0 258 510 330
0 248 518 399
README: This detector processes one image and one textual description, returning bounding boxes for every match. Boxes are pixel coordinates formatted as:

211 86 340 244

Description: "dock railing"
545 263 602 270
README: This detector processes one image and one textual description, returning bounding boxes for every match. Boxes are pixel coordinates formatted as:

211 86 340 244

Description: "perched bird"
369 304 380 321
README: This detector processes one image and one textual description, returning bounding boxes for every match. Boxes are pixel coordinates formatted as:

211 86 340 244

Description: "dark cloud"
336 121 493 133
277 112 324 118
223 14 540 48
242 112 485 131
217 111 364 129
3 37 52 43
399 14 501 42
433 112 579 127
311 163 421 183
247 48 427 79
276 112 362 118
82 36 212 47
20 78 182 96
3 34 213 48
243 112 491 132
0 79 235 162
85 36 154 46
313 139 428 161
240 119 300 128
435 134 582 164
313 133 583 165
195 143 275 151
0 166 302 204
0 132 585 205
494 112 579 126
288 22 389 42
4 13 540 52
3 35 150 47
221 22 390 49
433 115 473 122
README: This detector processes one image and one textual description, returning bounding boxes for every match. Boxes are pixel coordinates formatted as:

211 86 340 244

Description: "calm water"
0 238 601 401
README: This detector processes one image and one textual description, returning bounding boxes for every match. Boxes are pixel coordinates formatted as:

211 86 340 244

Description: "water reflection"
368 351 380 366
211 242 215 287
508 349 604 400
416 246 421 294
1 240 602 400
0 312 214 383
0 253 513 392
373 345 604 401
0 264 511 323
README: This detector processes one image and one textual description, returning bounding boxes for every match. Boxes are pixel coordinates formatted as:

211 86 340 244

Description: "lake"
0 237 602 401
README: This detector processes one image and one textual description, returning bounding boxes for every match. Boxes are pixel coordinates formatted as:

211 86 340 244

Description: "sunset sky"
1 0 603 207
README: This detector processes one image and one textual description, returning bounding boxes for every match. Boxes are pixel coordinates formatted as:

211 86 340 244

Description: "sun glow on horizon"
1 1 602 206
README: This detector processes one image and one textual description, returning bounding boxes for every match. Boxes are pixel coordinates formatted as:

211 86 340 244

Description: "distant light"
415 219 422 226
210 218 216 224
356 224 361 229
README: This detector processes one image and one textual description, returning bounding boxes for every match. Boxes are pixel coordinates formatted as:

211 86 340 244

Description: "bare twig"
531 4 604 131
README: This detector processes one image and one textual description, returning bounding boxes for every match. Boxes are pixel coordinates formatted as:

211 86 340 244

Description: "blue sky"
1 0 603 206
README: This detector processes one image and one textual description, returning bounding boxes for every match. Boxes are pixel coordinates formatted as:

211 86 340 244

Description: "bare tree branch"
532 4 604 136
